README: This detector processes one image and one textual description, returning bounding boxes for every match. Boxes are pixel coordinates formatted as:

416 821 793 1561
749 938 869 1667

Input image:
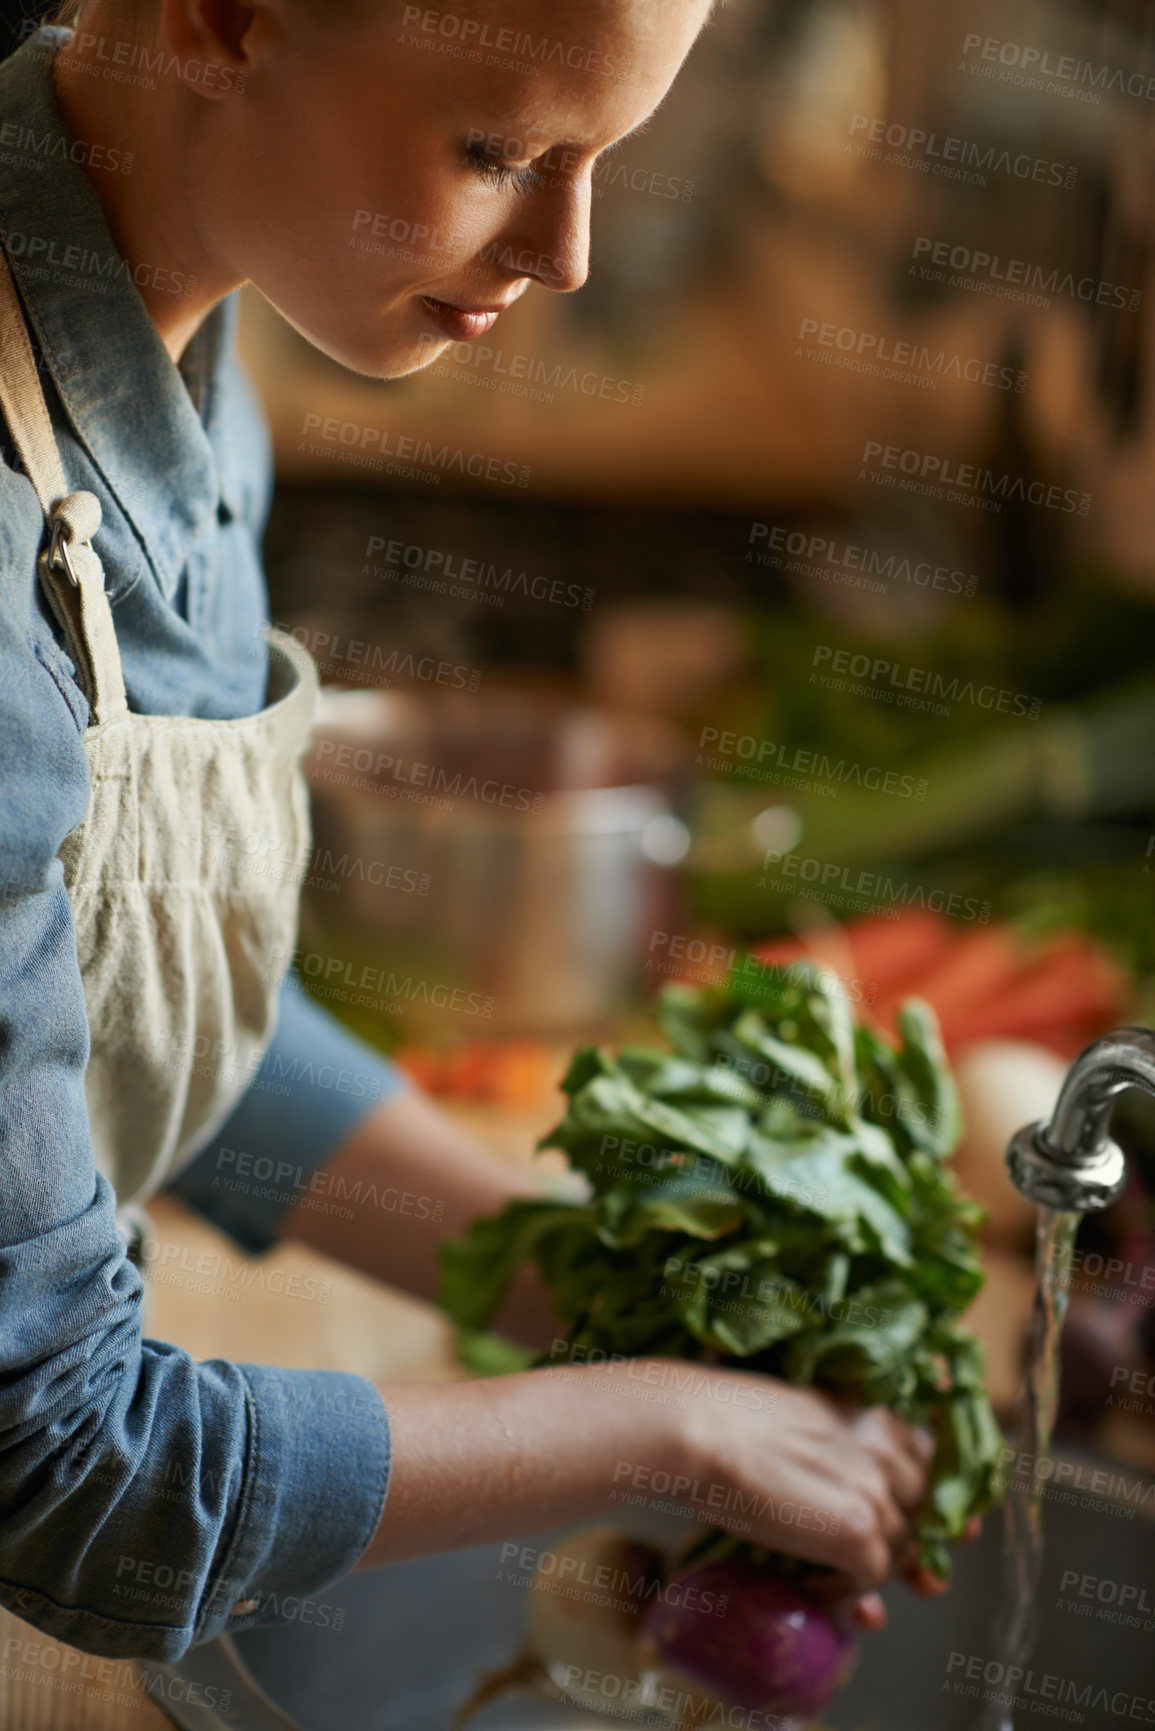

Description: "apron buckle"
48 514 81 587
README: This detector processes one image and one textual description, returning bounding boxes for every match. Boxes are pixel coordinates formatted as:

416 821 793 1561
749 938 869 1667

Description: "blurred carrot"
870 925 1021 1042
394 1047 441 1091
393 1039 560 1108
841 910 957 990
943 938 1126 1050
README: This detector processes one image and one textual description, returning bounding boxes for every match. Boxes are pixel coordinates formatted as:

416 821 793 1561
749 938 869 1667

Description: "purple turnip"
641 1556 858 1722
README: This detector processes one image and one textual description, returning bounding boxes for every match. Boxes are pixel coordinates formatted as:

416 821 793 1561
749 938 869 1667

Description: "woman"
0 0 955 1685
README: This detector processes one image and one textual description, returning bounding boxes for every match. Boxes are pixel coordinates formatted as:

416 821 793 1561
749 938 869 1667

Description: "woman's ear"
157 0 279 100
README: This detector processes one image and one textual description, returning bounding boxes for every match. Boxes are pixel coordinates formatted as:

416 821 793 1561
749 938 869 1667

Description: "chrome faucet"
1005 1027 1155 1212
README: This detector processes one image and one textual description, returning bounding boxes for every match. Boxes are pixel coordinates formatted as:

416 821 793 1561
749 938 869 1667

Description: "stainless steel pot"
300 689 685 1038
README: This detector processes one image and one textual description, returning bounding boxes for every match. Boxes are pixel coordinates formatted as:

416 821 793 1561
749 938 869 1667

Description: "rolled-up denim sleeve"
0 497 392 1662
167 974 409 1255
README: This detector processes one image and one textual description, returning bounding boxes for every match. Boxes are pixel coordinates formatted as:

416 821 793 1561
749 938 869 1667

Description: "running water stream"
981 1207 1081 1731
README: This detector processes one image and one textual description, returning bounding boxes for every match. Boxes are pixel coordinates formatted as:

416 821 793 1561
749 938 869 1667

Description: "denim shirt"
0 28 406 1659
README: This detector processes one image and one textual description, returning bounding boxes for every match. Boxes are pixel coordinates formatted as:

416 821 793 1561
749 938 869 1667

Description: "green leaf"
661 1239 814 1355
895 999 962 1159
558 1044 611 1096
617 1047 765 1108
540 1066 752 1171
598 1165 747 1248
454 1329 538 1377
785 1286 929 1398
744 1128 912 1266
438 1200 594 1331
731 1009 851 1124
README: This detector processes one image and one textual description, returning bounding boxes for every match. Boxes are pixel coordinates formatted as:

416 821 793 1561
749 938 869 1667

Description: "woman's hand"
598 1360 933 1594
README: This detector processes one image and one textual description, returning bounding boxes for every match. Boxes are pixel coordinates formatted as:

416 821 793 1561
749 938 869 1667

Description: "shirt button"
232 1598 261 1616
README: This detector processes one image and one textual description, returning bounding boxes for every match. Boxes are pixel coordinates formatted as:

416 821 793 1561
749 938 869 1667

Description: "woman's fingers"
849 1592 888 1631
854 1409 931 1511
799 1570 888 1632
904 1559 951 1596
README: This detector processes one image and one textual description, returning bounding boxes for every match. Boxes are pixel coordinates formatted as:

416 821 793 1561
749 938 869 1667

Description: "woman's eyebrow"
566 120 654 162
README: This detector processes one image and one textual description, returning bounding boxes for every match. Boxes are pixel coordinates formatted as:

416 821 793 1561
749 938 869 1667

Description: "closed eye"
465 143 548 194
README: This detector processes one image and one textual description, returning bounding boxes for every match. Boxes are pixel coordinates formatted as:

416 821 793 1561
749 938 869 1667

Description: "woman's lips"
419 296 503 342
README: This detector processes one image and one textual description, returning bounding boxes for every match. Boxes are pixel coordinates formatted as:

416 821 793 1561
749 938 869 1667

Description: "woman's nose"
509 181 592 295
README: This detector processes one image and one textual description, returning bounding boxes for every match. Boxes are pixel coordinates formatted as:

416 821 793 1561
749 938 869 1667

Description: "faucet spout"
1005 1027 1155 1212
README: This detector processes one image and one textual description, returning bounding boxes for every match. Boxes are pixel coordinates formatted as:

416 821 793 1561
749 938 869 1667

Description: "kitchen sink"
228 1449 1155 1730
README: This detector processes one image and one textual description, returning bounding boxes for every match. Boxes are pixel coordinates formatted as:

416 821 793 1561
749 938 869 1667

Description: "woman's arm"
362 1359 933 1599
281 1087 558 1344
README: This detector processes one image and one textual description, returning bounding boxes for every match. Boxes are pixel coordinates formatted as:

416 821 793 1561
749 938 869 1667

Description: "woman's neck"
49 6 243 362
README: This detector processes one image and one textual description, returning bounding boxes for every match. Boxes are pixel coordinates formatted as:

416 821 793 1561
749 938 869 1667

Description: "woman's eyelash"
466 146 546 193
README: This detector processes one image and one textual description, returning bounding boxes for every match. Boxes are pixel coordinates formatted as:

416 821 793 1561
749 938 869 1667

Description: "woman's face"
202 0 712 377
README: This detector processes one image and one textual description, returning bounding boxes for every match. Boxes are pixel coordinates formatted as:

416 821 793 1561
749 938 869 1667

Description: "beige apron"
0 245 318 1211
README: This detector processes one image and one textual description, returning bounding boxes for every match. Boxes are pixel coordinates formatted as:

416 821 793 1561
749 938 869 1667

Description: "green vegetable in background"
439 961 1003 1577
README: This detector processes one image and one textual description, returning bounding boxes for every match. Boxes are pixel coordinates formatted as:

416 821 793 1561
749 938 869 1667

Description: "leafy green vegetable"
438 959 1003 1575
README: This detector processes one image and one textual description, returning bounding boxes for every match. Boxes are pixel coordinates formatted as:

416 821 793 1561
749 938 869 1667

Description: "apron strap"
0 236 127 726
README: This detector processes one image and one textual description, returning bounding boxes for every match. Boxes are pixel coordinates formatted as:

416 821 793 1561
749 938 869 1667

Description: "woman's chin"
274 307 452 381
